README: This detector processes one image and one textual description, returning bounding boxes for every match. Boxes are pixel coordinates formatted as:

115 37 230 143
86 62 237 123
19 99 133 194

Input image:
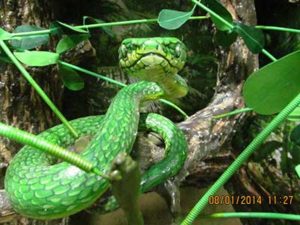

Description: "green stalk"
181 92 300 225
58 61 189 119
261 49 277 61
10 16 209 38
59 61 126 87
256 25 300 34
0 41 78 138
213 107 253 119
205 212 300 221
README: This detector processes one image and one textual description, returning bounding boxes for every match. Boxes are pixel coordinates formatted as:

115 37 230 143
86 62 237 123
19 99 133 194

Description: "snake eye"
175 43 182 58
119 44 127 59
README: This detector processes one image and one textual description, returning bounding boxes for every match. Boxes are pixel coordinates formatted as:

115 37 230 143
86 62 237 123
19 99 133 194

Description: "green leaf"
214 30 237 47
58 64 84 91
233 22 265 53
202 0 233 31
243 50 300 115
0 28 12 40
14 51 59 66
83 16 114 37
10 25 49 50
158 7 195 30
288 105 300 121
56 21 88 34
56 34 90 54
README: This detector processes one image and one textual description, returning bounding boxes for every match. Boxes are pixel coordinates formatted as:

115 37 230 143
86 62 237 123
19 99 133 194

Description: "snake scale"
4 37 188 219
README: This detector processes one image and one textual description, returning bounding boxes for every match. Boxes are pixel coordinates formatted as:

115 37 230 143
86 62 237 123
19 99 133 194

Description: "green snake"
4 37 188 219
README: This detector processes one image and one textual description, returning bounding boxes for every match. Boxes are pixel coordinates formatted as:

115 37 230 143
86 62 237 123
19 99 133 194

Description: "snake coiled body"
4 37 188 219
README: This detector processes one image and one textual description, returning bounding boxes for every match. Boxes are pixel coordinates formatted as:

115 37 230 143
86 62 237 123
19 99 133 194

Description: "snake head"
119 37 186 78
119 37 188 99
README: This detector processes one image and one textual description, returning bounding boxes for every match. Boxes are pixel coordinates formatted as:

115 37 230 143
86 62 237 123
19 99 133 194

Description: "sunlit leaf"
58 64 84 91
158 7 195 30
233 22 265 53
202 0 233 31
56 34 90 54
14 51 59 66
243 50 300 115
10 25 49 50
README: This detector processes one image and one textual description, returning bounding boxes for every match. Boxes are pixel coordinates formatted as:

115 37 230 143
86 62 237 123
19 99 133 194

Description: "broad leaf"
56 34 90 54
14 51 59 66
0 28 12 40
243 50 300 115
10 25 49 50
158 7 195 30
214 30 237 47
83 16 114 37
58 64 84 91
202 0 233 31
233 22 265 53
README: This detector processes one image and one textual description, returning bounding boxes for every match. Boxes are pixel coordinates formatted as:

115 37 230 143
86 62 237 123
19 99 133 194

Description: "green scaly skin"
4 37 188 219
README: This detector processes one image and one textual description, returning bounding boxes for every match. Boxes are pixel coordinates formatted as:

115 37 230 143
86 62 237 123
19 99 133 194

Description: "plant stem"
205 212 300 221
262 49 277 61
10 29 51 38
0 40 78 138
256 25 300 34
59 61 126 87
213 107 253 119
10 16 209 38
181 93 300 225
58 61 189 119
